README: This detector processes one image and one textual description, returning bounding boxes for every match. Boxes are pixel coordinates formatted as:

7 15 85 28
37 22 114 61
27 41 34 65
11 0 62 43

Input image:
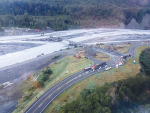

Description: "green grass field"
44 45 149 113
13 55 93 113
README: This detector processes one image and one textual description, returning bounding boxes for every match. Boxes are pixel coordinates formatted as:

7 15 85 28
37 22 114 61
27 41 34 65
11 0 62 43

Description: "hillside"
126 14 150 29
0 0 150 30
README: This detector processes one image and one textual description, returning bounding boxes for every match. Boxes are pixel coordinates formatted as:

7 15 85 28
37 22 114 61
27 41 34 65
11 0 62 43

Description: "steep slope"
126 14 150 29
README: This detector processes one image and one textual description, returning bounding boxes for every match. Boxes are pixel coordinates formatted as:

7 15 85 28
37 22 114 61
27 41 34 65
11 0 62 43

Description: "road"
24 43 149 113
25 67 107 113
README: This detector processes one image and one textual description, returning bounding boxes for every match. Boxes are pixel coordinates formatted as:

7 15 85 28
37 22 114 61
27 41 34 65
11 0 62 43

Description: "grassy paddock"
44 45 149 113
115 44 131 54
94 53 110 61
13 56 93 113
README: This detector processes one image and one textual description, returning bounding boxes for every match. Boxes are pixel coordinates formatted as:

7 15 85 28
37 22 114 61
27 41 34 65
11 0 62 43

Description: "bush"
23 92 33 101
38 67 53 86
0 85 4 90
52 55 61 60
74 45 77 48
28 86 35 92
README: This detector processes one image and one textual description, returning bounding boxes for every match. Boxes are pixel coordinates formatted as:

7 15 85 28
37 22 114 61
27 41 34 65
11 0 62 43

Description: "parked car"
105 67 111 71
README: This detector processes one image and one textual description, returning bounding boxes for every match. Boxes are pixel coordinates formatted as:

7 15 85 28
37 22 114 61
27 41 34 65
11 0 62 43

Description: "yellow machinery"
76 54 84 58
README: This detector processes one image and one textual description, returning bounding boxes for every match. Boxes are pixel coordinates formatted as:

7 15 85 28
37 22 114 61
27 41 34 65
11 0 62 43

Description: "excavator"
76 54 84 58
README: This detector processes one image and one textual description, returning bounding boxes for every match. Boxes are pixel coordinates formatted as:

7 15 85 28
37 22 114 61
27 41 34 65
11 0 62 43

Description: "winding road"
24 43 149 113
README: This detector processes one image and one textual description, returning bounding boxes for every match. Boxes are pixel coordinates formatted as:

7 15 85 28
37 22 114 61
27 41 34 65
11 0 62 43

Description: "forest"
59 48 150 113
0 0 150 30
139 48 150 76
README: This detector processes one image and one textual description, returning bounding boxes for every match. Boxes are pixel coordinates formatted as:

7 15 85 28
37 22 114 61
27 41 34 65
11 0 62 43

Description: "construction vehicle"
91 65 95 71
76 54 84 58
83 62 107 71
92 62 107 71
121 54 132 59
100 62 107 66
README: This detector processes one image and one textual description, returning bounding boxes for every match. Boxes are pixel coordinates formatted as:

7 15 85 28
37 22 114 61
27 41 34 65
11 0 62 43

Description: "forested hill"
1 0 150 6
0 0 150 30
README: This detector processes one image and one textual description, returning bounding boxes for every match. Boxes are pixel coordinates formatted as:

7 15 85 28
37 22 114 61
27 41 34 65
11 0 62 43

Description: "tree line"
0 1 150 30
0 14 74 30
139 48 150 76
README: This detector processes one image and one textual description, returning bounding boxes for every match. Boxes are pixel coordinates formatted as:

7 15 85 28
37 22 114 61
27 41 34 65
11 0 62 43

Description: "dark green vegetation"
59 73 150 113
59 48 150 113
139 48 150 76
22 86 36 101
52 55 61 60
0 85 4 90
59 83 112 113
37 67 53 86
0 22 3 31
0 0 150 30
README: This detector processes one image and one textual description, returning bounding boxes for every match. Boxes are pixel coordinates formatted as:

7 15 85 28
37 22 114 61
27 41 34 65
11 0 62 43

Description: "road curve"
25 67 107 113
24 43 149 113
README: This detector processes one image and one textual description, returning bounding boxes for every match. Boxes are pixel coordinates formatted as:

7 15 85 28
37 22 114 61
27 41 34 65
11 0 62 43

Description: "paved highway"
24 43 149 113
25 67 109 113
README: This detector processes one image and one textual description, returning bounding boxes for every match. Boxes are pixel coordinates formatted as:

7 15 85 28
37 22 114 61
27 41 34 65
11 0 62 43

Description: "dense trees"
0 14 73 30
0 22 3 31
115 73 150 104
59 83 112 113
59 70 150 113
139 48 150 76
140 50 150 73
0 0 150 30
37 67 53 86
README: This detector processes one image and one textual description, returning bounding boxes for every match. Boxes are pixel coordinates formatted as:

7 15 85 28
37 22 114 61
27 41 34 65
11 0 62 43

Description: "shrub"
52 55 61 60
38 67 53 86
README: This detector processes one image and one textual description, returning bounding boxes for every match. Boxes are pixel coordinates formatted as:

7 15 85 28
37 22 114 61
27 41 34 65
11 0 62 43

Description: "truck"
121 54 132 59
92 62 107 71
84 67 91 71
99 62 107 66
